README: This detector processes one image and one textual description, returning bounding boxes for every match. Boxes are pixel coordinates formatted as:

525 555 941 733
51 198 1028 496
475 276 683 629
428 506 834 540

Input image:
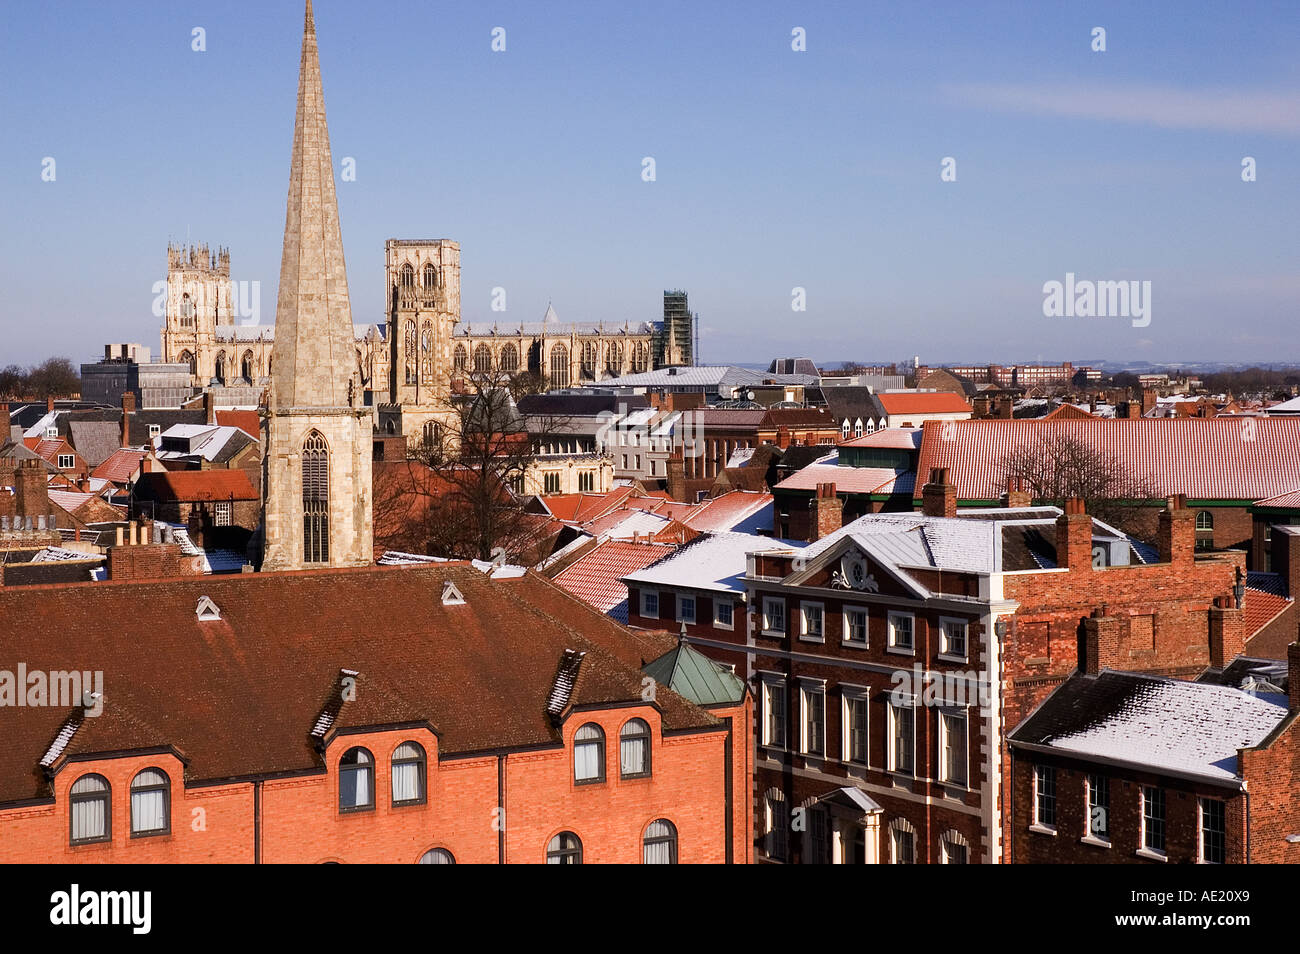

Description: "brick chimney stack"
1141 387 1158 416
997 396 1013 420
1157 494 1195 565
0 404 9 442
921 467 957 518
808 482 843 542
14 459 49 518
1209 595 1247 669
972 395 990 419
121 391 136 448
1288 641 1300 713
1055 497 1093 571
777 425 792 450
204 390 217 425
46 396 54 414
666 446 686 502
1079 606 1120 675
1001 477 1032 509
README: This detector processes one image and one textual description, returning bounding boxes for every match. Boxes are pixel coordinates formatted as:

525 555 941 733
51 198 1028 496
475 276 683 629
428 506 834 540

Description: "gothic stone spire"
271 0 355 410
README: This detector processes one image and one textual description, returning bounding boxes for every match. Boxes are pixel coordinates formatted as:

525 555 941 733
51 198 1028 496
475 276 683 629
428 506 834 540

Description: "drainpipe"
497 754 506 865
254 778 263 864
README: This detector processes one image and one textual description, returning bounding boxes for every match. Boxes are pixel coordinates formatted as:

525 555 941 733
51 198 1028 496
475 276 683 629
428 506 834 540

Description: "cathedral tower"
160 243 234 382
261 0 373 571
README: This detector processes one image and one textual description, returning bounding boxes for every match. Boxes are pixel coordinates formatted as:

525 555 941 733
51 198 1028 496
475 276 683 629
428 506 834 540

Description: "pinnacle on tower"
269 0 355 410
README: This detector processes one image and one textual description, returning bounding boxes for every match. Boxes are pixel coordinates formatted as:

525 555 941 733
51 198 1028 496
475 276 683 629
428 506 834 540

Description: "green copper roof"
643 641 746 708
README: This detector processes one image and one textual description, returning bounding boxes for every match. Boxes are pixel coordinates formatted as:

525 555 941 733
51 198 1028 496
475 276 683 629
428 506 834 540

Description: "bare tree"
995 431 1158 535
373 368 572 563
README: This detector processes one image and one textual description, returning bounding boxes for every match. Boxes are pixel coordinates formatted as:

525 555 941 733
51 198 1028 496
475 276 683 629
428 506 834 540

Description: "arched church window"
302 431 329 564
550 344 570 389
180 294 196 329
179 350 195 375
400 263 415 288
421 323 433 382
580 341 597 379
423 263 437 289
404 320 417 385
606 342 623 375
499 343 519 373
453 345 468 372
632 341 649 373
473 344 492 373
214 352 227 384
241 350 255 383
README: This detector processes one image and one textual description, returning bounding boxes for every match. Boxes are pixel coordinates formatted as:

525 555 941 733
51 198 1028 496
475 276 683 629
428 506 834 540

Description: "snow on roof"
776 464 915 496
1014 672 1288 785
624 531 802 594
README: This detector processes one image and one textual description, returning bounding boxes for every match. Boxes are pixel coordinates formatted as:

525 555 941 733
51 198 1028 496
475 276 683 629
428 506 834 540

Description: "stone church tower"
261 0 373 571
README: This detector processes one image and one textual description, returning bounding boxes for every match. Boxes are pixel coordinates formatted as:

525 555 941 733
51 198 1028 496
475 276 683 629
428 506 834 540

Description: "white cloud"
944 82 1300 135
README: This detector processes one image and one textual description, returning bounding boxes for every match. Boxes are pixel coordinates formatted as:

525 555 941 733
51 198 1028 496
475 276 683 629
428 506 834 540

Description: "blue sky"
1 0 1297 368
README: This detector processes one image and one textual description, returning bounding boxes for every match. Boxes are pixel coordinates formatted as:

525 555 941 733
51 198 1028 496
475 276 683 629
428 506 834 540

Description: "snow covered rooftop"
624 531 802 594
1011 672 1289 785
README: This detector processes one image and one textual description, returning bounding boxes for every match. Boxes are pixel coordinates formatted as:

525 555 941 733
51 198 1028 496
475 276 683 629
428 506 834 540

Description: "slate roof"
67 421 122 468
820 387 887 425
1009 671 1288 785
0 565 716 806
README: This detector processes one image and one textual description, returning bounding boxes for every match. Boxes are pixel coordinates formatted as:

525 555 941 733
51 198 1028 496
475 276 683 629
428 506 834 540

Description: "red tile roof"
683 491 773 532
838 428 922 450
0 565 712 806
552 540 676 622
91 448 148 485
776 463 915 496
136 469 258 503
216 410 261 439
877 393 972 415
1243 587 1293 645
916 418 1300 502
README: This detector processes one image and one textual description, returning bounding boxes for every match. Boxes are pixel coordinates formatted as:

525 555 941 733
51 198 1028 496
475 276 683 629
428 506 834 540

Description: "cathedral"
159 1 695 451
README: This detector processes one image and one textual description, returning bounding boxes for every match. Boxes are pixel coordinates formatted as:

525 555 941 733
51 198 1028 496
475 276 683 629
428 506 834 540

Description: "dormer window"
195 595 221 621
46 426 58 439
441 581 465 605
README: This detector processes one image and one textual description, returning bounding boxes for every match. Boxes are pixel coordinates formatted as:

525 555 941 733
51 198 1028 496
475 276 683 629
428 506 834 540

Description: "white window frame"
886 698 915 776
713 598 734 631
886 611 915 655
148 424 161 438
842 606 868 647
841 685 869 766
799 601 825 643
938 709 968 787
799 680 826 758
1031 765 1057 834
1083 773 1110 846
677 594 696 625
889 819 916 864
1139 785 1167 860
640 589 659 620
761 597 786 636
760 675 787 749
1198 797 1225 864
938 616 968 662
57 454 75 469
213 501 232 527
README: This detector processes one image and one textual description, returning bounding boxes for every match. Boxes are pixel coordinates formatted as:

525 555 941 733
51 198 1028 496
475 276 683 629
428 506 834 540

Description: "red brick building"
0 564 750 864
1008 640 1300 864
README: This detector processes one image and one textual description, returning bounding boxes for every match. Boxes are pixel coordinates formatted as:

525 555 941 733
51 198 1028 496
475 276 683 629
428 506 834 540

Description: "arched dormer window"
338 747 374 811
302 430 329 563
619 718 651 778
391 742 427 806
70 774 111 845
130 768 170 836
573 723 604 783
